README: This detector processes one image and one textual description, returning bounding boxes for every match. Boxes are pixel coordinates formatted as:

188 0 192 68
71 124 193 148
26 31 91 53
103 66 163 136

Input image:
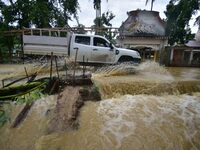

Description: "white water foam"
97 95 137 149
97 94 200 149
94 63 137 77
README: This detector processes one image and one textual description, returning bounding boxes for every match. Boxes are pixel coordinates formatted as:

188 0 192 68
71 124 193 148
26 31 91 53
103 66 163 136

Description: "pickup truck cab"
71 34 141 64
23 29 141 64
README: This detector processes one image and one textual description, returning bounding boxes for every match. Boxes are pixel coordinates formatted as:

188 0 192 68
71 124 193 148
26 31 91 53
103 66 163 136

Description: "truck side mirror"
110 43 114 50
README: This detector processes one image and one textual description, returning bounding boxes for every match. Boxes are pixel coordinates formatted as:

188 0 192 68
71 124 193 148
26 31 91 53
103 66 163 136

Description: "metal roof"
185 40 200 48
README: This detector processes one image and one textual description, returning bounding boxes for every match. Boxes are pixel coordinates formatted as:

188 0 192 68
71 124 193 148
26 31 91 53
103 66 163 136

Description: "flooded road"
93 62 200 98
0 62 200 150
34 93 200 150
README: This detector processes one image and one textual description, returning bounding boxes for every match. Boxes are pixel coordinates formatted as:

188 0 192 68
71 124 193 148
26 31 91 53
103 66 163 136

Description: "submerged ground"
0 62 200 150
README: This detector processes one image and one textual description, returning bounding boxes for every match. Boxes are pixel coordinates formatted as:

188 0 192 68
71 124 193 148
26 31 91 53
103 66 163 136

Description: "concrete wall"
117 37 168 51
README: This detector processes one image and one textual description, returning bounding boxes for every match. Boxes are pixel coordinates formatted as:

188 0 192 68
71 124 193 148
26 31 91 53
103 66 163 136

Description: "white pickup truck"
23 29 141 64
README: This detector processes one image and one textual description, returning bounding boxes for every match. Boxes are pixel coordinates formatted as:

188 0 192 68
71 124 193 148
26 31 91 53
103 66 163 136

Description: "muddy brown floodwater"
0 62 200 150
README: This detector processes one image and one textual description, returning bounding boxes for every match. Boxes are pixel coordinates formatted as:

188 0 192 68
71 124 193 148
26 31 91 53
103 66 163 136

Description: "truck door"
91 37 115 63
71 35 92 62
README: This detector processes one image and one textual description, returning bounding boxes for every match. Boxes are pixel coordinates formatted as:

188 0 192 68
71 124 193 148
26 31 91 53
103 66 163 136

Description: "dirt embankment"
48 85 101 132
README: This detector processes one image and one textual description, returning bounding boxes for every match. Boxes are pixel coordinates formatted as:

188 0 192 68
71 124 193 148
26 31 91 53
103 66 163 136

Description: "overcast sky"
68 0 199 33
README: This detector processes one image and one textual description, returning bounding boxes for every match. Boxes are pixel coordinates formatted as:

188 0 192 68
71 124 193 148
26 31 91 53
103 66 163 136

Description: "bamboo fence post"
64 59 67 79
82 55 85 77
50 52 53 80
22 31 25 64
73 48 78 85
24 67 29 81
2 80 4 88
55 56 59 79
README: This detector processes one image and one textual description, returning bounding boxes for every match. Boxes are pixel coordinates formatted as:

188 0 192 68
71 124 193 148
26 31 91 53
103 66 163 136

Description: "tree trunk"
151 0 154 11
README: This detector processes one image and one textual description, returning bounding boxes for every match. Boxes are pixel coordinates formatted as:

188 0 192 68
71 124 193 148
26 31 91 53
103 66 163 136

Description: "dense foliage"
165 0 200 45
93 11 115 40
93 11 115 28
0 0 79 28
92 0 115 40
0 0 79 61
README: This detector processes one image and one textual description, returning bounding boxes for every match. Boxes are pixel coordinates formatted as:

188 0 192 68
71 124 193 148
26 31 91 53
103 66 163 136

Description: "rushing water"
0 62 200 150
93 62 200 98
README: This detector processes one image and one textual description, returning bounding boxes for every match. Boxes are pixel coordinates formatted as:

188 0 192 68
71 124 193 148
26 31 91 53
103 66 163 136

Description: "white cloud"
69 0 199 33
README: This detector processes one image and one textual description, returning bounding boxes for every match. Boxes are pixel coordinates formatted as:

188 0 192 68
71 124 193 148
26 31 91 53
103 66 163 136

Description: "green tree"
92 0 116 41
0 1 16 61
93 11 115 28
56 0 79 26
93 0 101 10
165 0 199 45
93 0 109 28
0 0 79 62
0 0 79 28
30 0 53 28
93 11 115 41
15 0 33 28
93 0 102 28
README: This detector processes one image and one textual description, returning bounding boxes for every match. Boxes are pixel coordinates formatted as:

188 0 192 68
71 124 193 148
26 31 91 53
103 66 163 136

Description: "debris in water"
11 102 34 128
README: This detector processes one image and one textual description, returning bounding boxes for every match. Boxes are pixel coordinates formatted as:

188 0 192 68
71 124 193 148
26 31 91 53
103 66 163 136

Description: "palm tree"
93 0 109 28
93 0 102 18
145 0 155 11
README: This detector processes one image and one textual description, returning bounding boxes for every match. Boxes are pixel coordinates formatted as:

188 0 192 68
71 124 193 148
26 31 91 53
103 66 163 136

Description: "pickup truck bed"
23 29 70 56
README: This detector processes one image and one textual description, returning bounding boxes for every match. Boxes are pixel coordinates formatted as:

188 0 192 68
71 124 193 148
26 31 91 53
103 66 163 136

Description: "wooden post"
154 51 157 62
64 59 67 79
24 67 29 81
2 80 4 88
170 48 174 65
73 48 78 85
21 32 24 64
189 51 194 65
58 31 60 37
82 55 85 77
50 52 53 80
55 56 59 79
11 102 34 128
40 29 42 36
143 50 145 61
149 48 152 60
86 58 89 77
49 30 51 36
